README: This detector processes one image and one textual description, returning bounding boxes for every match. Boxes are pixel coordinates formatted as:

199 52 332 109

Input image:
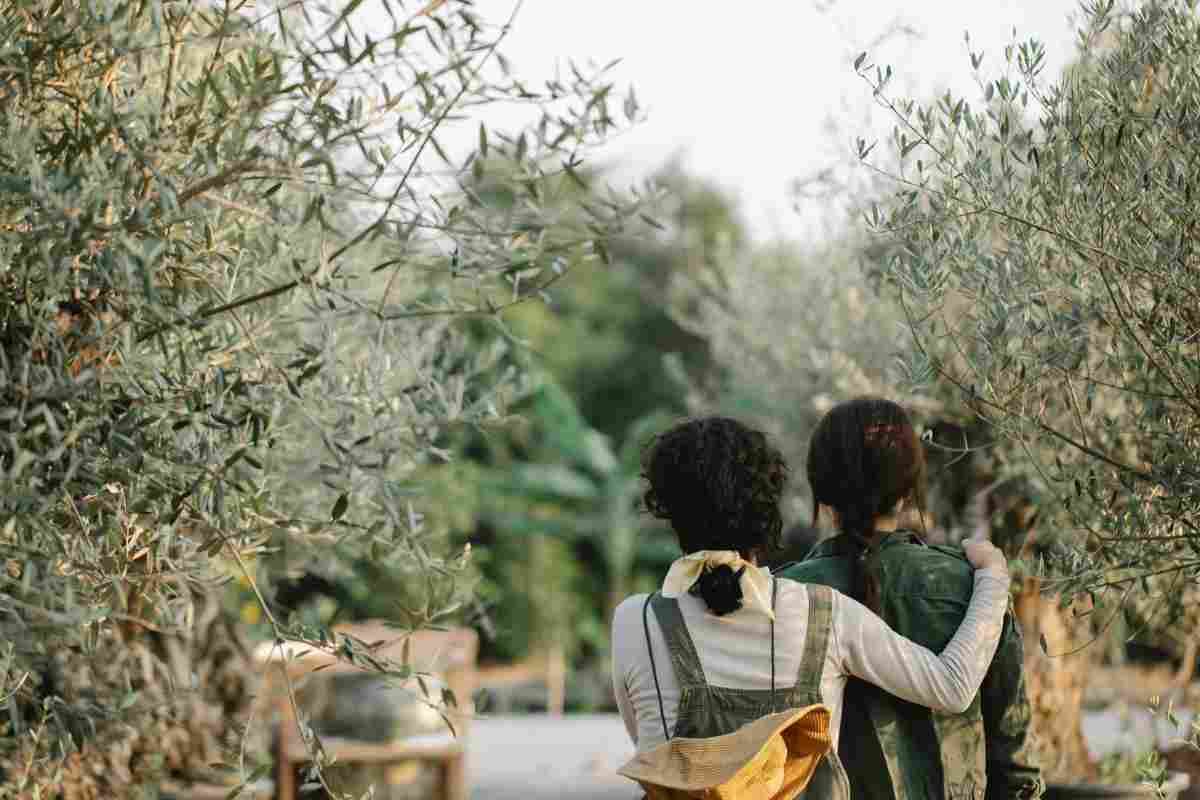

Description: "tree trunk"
1171 638 1198 690
1012 575 1099 783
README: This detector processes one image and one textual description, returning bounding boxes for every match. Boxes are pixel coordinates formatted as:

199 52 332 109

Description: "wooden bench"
160 779 274 799
256 624 478 800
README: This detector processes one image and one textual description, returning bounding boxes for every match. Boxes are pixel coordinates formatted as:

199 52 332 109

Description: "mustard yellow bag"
616 704 833 800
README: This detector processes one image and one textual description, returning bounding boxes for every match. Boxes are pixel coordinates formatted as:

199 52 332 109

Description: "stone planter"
1045 772 1191 799
298 671 450 800
302 671 449 742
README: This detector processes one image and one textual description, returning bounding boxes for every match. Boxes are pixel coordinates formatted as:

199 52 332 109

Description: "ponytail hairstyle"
642 417 788 616
806 397 927 612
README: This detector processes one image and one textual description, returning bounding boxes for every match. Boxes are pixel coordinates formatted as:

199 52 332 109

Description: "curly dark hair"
642 417 788 615
641 417 788 614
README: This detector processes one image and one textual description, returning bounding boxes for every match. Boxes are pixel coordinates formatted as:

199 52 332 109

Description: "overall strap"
794 583 834 694
770 577 778 710
649 593 707 688
642 593 671 742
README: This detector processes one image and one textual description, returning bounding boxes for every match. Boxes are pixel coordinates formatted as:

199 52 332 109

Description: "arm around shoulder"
834 562 1010 714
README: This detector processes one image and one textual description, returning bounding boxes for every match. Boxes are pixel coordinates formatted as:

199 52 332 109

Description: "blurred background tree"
408 168 742 708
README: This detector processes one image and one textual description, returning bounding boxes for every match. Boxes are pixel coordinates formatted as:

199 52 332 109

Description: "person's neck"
840 516 899 546
874 515 900 533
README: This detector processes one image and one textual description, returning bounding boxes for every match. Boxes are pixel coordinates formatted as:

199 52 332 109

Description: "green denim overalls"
642 581 851 799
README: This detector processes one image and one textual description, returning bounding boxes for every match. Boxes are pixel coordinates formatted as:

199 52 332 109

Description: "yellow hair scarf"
661 550 776 621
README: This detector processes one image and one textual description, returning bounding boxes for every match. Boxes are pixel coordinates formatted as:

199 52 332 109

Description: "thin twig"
332 0 525 271
896 289 1154 481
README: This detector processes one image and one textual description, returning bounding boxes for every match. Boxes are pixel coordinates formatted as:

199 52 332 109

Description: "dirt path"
464 705 1200 797
468 714 639 800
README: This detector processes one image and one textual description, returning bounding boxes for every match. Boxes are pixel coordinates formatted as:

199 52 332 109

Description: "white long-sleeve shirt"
611 566 1009 752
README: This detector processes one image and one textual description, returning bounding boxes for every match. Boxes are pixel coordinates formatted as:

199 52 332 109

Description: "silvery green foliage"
860 0 1200 603
0 0 643 791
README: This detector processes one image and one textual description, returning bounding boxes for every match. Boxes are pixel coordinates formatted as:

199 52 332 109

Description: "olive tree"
861 0 1200 615
0 0 645 795
855 0 1200 780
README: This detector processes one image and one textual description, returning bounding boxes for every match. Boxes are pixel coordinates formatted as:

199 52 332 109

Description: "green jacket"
778 531 1043 800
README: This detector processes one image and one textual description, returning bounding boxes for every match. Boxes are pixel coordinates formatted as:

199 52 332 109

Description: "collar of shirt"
807 529 925 560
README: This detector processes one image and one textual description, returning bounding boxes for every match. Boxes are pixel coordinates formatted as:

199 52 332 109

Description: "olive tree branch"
331 0 525 272
895 287 1154 482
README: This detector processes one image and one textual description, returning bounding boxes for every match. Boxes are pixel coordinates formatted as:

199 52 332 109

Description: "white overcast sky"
493 0 1085 241
352 0 1086 242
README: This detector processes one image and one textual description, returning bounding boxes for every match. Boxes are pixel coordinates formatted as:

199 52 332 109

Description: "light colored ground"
468 714 639 800
466 706 1199 798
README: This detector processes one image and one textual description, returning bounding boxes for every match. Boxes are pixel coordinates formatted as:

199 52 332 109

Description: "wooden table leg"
273 726 296 800
441 751 467 800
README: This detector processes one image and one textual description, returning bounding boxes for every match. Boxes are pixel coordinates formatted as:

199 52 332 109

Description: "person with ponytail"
778 398 1043 800
611 415 1011 796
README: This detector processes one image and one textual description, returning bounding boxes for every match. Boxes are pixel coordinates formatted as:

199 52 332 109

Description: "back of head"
806 397 926 609
642 416 788 615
